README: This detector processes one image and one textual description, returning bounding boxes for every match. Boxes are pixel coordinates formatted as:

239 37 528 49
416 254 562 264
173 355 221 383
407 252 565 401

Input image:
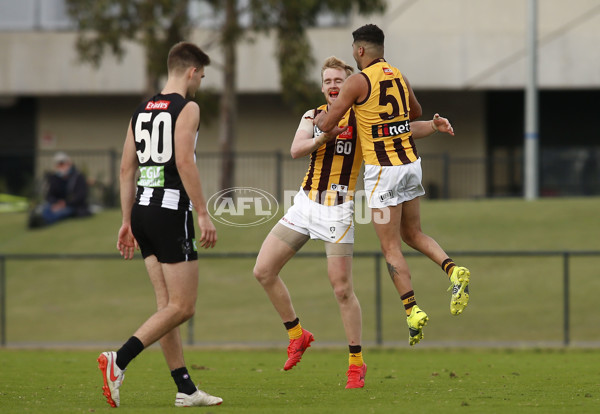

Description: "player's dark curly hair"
352 24 385 46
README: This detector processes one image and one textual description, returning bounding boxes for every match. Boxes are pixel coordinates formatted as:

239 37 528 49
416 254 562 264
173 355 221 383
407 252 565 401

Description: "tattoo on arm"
387 262 399 281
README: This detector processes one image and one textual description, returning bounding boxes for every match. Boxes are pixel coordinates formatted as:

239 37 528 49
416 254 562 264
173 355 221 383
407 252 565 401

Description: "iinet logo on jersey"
145 100 171 110
382 67 393 76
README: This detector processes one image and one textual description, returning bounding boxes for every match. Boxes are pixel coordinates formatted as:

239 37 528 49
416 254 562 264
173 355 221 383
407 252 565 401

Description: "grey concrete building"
1 0 599 201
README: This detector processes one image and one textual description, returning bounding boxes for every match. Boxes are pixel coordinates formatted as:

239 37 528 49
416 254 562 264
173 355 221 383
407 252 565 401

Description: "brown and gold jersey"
354 59 418 166
301 104 363 206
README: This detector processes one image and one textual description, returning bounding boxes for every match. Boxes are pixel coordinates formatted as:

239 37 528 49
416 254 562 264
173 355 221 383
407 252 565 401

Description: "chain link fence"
2 148 599 209
1 250 599 348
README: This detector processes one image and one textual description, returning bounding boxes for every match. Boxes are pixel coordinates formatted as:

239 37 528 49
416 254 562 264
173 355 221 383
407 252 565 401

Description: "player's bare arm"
410 114 454 139
290 110 338 158
290 110 318 158
175 102 217 249
117 120 139 260
315 73 366 133
405 76 422 121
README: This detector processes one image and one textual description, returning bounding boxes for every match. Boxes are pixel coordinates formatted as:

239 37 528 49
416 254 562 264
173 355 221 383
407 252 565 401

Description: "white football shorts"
279 189 354 244
364 158 425 208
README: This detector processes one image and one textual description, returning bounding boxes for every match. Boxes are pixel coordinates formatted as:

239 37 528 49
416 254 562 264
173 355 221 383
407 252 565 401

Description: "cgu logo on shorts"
208 187 279 227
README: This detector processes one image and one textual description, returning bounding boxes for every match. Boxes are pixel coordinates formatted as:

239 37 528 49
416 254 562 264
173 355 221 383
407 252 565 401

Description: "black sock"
171 367 197 395
115 336 144 370
283 317 300 330
349 345 362 354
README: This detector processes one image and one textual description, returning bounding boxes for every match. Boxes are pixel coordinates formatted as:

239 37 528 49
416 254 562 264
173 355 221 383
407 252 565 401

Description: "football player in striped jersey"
98 42 222 408
316 24 471 348
254 56 455 388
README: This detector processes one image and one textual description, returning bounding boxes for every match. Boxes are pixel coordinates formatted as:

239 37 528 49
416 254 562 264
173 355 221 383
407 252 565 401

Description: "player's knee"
332 284 353 303
379 241 401 259
179 304 196 322
170 302 195 322
401 228 419 248
253 263 272 285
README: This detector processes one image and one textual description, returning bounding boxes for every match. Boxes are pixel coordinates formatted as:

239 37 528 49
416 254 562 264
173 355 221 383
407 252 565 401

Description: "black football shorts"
131 204 198 263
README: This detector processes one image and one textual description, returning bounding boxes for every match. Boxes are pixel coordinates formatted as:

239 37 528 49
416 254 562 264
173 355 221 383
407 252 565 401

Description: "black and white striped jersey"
131 93 195 211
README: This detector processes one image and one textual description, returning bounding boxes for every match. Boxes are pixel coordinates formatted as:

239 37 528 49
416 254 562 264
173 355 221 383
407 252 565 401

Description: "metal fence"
1 250 599 347
3 147 599 205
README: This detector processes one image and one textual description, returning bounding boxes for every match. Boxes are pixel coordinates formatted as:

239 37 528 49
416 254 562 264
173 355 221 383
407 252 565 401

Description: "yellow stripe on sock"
443 259 456 277
349 352 364 367
288 323 303 340
402 295 416 316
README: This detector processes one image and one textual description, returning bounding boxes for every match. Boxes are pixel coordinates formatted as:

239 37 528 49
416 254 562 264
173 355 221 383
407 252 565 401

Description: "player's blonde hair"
320 56 354 82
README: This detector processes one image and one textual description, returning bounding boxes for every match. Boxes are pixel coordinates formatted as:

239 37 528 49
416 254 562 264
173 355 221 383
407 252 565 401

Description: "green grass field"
1 348 599 413
0 198 599 412
1 197 599 346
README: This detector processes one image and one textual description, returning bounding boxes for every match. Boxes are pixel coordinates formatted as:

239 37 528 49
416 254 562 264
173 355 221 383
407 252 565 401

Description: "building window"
188 1 348 29
0 0 73 31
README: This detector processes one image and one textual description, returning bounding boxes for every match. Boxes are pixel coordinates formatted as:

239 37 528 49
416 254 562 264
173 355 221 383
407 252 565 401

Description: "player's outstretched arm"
410 114 455 140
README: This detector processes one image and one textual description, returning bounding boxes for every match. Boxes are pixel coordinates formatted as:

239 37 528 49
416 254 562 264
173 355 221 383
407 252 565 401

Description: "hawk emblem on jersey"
382 67 393 76
330 183 348 194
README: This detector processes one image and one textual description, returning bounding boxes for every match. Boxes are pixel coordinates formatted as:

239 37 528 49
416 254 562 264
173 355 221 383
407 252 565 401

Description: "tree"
249 0 386 114
66 0 192 97
206 0 242 193
66 0 386 192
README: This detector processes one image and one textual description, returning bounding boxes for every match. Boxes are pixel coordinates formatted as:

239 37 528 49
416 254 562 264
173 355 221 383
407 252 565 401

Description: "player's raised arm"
290 110 318 158
290 109 339 158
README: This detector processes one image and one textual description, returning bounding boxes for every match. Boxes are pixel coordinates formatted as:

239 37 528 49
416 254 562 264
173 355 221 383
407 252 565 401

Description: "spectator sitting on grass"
29 152 91 228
